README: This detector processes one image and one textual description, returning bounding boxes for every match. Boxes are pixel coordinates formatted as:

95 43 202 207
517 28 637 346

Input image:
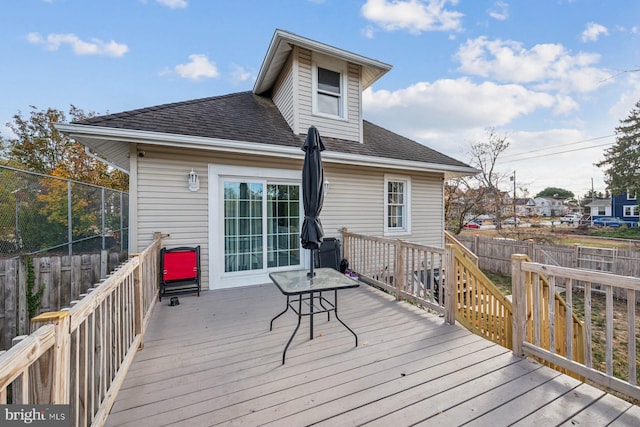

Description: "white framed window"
597 207 606 215
623 205 639 217
384 175 411 236
627 190 637 200
312 56 347 119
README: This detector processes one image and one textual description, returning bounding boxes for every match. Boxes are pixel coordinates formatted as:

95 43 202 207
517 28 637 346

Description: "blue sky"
2 0 639 197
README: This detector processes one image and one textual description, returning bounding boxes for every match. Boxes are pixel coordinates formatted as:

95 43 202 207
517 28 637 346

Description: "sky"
2 0 640 199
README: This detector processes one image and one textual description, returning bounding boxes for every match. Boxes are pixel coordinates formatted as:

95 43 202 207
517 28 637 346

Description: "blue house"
611 190 639 226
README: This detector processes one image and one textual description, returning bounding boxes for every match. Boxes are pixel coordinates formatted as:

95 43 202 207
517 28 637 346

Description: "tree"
596 100 640 199
535 187 575 199
445 128 511 233
1 105 128 190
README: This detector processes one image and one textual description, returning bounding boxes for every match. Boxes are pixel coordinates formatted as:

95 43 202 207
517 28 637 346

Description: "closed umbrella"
300 126 325 277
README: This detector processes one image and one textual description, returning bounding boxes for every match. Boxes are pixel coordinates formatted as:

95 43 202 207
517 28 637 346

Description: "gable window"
623 205 639 217
312 57 346 119
384 176 411 236
628 190 637 200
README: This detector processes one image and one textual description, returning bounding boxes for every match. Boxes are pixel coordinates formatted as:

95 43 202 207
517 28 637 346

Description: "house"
585 198 612 218
533 197 567 217
611 191 639 225
515 197 536 217
57 29 477 290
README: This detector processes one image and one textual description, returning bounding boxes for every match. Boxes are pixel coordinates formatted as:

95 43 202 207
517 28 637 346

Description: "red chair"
159 246 201 301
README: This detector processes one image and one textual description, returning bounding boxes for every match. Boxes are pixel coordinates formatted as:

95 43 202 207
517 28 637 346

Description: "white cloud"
26 32 128 57
455 36 610 93
488 1 509 21
581 22 608 42
173 54 219 80
156 0 187 8
230 64 253 84
363 78 556 133
361 0 464 34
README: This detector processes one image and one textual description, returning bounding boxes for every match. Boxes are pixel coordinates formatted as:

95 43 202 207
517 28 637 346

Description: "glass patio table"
269 268 359 364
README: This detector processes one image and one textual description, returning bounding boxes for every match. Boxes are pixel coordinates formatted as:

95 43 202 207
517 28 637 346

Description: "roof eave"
253 29 392 95
56 123 479 177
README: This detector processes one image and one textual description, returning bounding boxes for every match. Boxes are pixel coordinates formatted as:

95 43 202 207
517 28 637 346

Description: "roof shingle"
75 91 471 169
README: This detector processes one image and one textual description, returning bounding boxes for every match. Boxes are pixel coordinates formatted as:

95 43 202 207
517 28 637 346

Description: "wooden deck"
105 281 640 426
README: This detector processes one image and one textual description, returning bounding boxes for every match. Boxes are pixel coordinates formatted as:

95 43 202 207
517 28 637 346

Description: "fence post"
511 254 528 357
17 257 28 336
445 244 456 325
30 311 71 404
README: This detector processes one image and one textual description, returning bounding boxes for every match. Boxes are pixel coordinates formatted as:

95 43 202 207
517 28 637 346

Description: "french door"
223 180 301 274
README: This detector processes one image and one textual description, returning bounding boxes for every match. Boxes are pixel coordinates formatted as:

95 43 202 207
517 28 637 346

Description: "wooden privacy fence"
512 255 640 401
455 234 640 300
0 236 161 427
0 251 127 351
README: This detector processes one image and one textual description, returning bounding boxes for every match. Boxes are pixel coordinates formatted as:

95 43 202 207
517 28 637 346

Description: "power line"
503 134 616 162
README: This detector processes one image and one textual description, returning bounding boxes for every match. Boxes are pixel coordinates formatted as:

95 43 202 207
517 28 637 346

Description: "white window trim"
384 175 411 236
311 54 348 121
627 190 637 200
623 204 639 217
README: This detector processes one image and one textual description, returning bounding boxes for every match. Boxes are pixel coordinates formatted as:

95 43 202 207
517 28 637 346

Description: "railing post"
395 239 404 300
511 254 528 357
30 311 71 404
445 244 456 325
133 253 144 350
340 228 349 263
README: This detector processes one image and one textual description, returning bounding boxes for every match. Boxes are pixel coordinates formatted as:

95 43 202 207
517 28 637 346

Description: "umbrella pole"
308 249 315 278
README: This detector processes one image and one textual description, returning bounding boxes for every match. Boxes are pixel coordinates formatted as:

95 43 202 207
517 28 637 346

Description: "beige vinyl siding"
294 48 362 142
134 145 445 290
135 145 304 290
136 149 210 288
272 53 295 131
322 164 444 248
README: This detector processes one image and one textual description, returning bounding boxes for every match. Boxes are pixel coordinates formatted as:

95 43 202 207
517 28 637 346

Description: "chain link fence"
0 165 128 258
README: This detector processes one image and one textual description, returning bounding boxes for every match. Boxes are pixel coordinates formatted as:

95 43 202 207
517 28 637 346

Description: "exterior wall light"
188 169 200 192
323 178 330 195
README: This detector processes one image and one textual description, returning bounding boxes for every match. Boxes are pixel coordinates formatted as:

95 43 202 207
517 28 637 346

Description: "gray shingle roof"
74 91 471 169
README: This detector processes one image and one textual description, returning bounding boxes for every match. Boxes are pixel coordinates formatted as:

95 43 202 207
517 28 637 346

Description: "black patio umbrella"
300 126 326 277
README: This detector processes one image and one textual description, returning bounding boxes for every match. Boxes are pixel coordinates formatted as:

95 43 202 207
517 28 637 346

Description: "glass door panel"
224 181 263 273
223 180 301 274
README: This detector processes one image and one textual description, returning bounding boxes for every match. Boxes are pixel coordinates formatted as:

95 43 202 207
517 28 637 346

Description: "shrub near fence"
0 251 127 350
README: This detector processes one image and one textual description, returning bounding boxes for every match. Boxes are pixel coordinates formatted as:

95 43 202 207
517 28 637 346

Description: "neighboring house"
611 191 639 225
515 198 536 217
585 198 612 218
533 197 567 217
57 29 477 290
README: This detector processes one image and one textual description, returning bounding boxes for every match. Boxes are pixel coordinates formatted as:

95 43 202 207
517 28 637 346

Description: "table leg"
270 295 290 331
282 295 303 364
333 290 358 347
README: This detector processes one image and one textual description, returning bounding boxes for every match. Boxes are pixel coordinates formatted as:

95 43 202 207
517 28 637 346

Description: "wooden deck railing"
341 229 445 315
512 255 640 401
0 235 161 426
341 230 587 378
446 243 514 348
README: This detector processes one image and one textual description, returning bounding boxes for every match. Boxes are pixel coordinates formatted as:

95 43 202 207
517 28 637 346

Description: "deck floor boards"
106 282 640 426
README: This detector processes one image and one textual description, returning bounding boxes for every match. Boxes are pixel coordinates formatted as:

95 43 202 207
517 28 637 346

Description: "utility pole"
510 171 517 228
